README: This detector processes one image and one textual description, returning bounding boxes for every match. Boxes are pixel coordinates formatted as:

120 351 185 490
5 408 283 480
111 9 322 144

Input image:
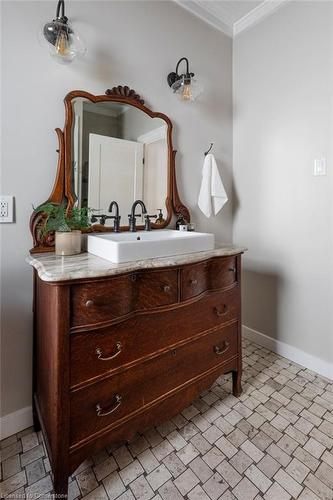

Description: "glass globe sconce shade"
42 0 86 64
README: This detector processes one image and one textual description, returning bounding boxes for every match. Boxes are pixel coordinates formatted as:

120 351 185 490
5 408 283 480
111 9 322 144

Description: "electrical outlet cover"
0 195 14 223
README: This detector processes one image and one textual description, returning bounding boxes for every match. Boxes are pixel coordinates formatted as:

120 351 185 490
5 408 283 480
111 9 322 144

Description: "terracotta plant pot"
55 230 82 256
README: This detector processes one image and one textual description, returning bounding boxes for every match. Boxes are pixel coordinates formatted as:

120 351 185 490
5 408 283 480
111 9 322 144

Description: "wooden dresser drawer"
209 256 238 290
70 322 238 444
70 287 240 388
71 269 178 328
181 256 237 301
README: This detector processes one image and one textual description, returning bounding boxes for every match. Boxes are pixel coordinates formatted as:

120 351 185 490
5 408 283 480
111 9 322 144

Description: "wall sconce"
167 57 203 102
42 0 86 64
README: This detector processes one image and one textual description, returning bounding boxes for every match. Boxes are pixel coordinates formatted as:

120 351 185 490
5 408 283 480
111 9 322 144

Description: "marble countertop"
27 245 246 283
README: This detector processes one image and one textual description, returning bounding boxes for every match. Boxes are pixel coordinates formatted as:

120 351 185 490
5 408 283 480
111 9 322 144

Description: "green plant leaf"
33 202 94 238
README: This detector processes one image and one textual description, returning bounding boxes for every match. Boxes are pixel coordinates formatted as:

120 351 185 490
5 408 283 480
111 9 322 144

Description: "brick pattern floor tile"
1 340 333 499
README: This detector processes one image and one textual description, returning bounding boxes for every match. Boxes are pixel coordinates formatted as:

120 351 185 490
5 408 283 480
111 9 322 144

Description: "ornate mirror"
30 86 190 253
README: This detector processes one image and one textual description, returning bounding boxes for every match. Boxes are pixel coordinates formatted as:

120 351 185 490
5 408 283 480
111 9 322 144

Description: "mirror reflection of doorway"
88 134 144 216
72 99 168 223
138 128 168 215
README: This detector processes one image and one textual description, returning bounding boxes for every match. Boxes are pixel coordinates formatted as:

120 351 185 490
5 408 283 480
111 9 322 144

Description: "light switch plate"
314 158 326 176
0 195 14 223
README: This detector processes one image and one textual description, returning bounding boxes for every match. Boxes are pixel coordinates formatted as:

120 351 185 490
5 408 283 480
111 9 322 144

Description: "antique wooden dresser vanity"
28 86 244 497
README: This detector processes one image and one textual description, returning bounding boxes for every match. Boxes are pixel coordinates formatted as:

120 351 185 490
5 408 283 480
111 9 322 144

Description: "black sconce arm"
167 57 195 87
55 0 67 22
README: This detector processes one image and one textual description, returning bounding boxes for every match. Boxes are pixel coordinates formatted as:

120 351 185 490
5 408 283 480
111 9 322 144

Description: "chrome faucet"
128 200 147 232
108 201 121 232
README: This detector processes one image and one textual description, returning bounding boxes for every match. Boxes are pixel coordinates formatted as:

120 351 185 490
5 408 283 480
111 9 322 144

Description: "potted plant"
34 202 92 255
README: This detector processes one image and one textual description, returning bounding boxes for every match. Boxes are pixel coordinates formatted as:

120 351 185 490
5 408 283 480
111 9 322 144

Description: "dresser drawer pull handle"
95 342 122 361
85 299 94 308
214 341 230 355
229 267 236 273
214 305 228 317
96 394 122 417
163 285 171 293
190 279 198 286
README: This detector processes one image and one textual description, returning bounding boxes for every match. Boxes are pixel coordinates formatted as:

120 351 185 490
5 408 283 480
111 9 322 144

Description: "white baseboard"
0 406 33 439
243 325 333 381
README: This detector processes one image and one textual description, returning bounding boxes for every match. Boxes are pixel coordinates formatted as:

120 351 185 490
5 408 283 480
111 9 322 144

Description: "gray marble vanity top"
26 245 246 283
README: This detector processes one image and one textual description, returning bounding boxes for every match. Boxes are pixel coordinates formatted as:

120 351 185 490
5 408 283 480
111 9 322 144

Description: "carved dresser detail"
29 250 244 496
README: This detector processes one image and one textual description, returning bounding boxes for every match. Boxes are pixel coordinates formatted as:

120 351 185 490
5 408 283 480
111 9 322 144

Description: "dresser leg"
232 370 242 397
53 469 69 499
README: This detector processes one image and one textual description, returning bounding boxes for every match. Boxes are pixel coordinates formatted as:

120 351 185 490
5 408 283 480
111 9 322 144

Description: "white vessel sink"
87 229 215 264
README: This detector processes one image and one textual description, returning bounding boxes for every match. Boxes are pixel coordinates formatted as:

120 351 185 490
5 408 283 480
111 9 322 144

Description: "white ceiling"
175 0 288 37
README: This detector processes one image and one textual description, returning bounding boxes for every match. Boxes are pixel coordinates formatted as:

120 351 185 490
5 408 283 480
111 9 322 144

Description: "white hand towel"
198 153 228 218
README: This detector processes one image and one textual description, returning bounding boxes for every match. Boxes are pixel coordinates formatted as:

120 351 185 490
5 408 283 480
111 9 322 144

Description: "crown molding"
234 0 289 36
174 0 289 39
174 0 233 37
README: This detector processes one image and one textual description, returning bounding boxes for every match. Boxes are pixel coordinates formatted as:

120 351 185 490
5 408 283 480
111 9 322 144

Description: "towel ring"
204 143 214 156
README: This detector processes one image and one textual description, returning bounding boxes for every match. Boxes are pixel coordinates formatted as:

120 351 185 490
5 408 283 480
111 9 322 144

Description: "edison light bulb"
182 84 192 101
171 75 203 102
55 30 69 56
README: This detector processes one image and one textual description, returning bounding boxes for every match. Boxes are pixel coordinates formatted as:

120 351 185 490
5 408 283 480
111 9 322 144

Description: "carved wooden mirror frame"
30 86 190 253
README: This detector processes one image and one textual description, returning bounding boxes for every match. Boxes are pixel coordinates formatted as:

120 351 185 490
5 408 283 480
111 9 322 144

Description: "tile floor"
1 339 333 499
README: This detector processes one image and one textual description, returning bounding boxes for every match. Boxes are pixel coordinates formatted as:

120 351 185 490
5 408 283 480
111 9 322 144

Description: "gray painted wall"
120 106 165 141
233 1 333 363
0 1 232 417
